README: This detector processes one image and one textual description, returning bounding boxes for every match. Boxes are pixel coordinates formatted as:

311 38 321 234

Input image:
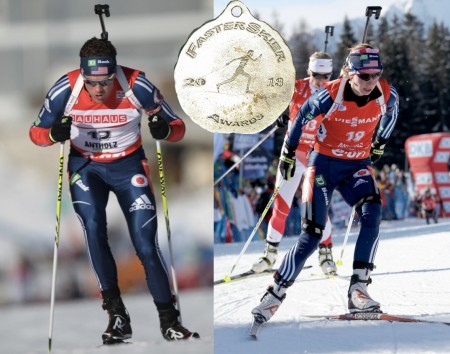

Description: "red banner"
405 133 450 216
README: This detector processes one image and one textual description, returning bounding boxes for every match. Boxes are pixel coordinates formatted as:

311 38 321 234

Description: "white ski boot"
251 284 286 322
251 243 278 273
318 244 337 275
348 269 381 313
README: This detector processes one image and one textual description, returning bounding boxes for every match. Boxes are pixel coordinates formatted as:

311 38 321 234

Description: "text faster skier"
29 37 199 343
252 43 399 324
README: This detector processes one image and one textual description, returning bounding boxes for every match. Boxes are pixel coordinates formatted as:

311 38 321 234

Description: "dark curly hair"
79 37 117 57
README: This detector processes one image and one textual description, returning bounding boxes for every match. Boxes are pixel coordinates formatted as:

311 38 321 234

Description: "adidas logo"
353 178 368 188
129 194 155 212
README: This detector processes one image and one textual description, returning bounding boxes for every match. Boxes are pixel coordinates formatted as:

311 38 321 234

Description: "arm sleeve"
375 84 399 142
286 87 333 148
29 74 72 146
132 73 185 142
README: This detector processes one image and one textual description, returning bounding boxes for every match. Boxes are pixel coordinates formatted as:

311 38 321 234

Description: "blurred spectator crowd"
214 135 447 244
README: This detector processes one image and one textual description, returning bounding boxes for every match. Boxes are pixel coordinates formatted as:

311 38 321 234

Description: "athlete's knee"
356 194 382 227
301 218 324 239
135 242 157 264
76 212 105 236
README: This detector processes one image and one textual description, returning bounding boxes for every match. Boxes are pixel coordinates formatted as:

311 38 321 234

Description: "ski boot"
101 288 132 344
318 244 337 276
251 242 278 273
348 269 381 313
251 284 286 323
157 303 200 341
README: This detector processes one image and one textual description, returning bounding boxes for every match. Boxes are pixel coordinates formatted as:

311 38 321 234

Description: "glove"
370 137 388 163
148 115 171 140
276 114 289 128
49 116 72 143
279 143 296 180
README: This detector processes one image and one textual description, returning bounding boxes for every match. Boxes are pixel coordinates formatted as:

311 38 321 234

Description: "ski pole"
224 179 284 282
323 26 334 52
336 206 355 267
48 142 65 353
214 125 278 186
362 6 382 42
155 139 183 324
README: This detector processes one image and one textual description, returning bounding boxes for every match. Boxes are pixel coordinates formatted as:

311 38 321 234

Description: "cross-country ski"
303 312 450 326
215 219 450 354
214 266 312 285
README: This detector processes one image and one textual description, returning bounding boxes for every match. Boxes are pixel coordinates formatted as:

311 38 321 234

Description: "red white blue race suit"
29 66 185 304
268 78 332 245
275 77 399 285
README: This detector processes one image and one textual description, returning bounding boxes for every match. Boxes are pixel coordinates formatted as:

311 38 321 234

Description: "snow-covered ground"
214 218 450 354
1 288 213 354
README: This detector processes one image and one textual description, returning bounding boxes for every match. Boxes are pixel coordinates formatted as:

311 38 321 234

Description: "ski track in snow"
0 288 213 354
214 219 450 354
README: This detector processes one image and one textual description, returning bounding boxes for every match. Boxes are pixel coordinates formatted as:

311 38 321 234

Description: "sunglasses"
356 72 382 81
311 72 331 80
82 74 115 87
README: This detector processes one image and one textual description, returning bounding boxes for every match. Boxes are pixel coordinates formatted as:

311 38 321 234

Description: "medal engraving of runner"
174 0 295 134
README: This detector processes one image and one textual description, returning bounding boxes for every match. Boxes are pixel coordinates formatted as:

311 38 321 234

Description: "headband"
347 48 383 74
308 58 333 73
80 56 117 76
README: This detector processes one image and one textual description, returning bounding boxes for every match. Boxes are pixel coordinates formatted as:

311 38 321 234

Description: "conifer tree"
288 20 319 79
334 17 358 76
423 23 450 132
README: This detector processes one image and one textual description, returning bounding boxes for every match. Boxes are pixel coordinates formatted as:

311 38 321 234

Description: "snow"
214 218 450 354
1 288 212 354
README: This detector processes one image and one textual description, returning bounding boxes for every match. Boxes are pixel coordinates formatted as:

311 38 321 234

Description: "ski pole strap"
115 65 143 110
64 74 85 116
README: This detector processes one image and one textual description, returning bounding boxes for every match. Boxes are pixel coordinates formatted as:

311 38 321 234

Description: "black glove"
148 115 171 140
276 114 289 128
279 143 296 180
370 137 388 163
49 116 72 143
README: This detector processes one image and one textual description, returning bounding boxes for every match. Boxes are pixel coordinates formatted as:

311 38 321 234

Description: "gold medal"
174 0 295 134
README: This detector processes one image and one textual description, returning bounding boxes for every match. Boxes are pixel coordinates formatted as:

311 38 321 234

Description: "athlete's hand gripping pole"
48 142 65 352
224 180 285 282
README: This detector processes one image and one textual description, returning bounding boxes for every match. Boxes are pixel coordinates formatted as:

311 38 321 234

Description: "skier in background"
252 43 399 324
251 52 337 276
29 37 199 344
420 188 439 224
